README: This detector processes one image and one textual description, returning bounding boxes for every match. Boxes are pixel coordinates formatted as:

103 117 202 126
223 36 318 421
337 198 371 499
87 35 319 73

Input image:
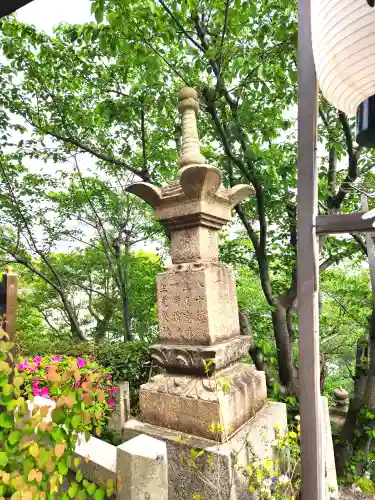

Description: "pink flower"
107 398 115 409
51 355 61 362
18 360 30 371
75 380 81 388
77 358 86 369
32 379 41 395
33 356 42 365
110 386 119 395
106 374 112 380
39 387 50 399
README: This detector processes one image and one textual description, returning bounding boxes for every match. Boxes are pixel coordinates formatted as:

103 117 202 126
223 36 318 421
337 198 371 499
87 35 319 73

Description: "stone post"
127 88 267 442
108 381 131 433
117 434 168 500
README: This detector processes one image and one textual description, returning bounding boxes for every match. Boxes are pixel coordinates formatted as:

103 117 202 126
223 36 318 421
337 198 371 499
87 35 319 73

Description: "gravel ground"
339 486 374 498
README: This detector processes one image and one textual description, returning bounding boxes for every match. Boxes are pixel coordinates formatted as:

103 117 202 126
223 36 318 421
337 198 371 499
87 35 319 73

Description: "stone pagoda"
126 87 268 442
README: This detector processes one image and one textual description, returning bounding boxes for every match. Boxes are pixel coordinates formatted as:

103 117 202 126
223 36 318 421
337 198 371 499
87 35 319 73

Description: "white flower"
278 475 290 484
295 415 300 421
263 478 272 487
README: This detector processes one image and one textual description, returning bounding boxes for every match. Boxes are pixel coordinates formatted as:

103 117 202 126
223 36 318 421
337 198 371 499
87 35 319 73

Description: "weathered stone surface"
117 434 168 500
123 402 287 500
178 88 206 168
126 86 266 456
333 387 349 410
140 363 267 441
171 226 219 263
108 381 130 433
157 262 240 345
74 435 117 490
151 335 251 374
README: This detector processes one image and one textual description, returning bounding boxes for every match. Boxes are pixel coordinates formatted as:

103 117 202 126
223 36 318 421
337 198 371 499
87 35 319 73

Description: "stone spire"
125 88 265 442
178 87 206 168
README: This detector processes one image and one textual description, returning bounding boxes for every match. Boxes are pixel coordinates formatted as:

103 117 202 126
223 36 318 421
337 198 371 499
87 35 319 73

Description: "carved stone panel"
206 264 240 344
151 336 251 374
157 263 240 346
157 264 209 345
171 226 219 264
139 363 267 441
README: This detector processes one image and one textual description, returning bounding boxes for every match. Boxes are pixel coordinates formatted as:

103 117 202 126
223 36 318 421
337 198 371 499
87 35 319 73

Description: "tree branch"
328 112 361 209
157 0 204 52
45 128 150 181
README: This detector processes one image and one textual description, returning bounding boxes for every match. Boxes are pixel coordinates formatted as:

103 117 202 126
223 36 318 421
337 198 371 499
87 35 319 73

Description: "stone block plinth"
123 402 287 500
140 363 267 441
157 262 240 345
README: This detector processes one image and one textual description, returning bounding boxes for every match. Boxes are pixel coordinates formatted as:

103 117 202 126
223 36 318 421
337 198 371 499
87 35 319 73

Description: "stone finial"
333 387 349 409
178 87 206 168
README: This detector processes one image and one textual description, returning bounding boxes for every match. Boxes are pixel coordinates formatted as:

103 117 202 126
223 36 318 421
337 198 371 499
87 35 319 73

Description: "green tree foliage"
0 248 161 345
0 0 374 394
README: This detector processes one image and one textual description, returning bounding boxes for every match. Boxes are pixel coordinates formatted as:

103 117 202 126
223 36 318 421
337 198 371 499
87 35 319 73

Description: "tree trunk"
272 301 299 395
335 335 369 476
59 291 86 341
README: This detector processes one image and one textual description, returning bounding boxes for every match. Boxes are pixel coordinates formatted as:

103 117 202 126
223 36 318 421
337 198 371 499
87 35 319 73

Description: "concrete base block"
117 434 168 500
74 435 117 490
123 402 287 500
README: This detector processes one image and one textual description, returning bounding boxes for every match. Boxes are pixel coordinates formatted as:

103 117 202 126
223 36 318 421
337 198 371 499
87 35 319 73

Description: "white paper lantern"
311 0 375 138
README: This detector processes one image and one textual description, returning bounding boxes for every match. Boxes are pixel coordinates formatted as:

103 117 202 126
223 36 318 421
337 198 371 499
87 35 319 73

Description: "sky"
16 0 92 32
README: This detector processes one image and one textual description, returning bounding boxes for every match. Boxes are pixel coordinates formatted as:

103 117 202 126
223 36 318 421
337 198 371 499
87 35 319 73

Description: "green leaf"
8 430 20 446
94 487 105 500
0 452 8 467
58 460 69 475
86 482 97 496
77 490 87 500
257 64 265 81
71 415 82 429
95 8 104 24
0 413 13 428
68 481 79 498
52 409 65 424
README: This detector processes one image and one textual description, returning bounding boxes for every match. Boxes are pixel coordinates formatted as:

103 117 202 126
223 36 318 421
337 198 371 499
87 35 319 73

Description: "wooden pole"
361 195 375 300
297 0 325 497
0 268 18 367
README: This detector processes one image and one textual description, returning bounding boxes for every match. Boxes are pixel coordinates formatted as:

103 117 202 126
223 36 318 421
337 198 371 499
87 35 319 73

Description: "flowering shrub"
0 334 115 499
17 354 118 436
243 419 301 499
21 340 152 406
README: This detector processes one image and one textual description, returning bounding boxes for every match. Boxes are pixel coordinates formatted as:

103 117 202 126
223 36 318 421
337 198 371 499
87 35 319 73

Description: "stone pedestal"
140 364 267 441
123 402 288 500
